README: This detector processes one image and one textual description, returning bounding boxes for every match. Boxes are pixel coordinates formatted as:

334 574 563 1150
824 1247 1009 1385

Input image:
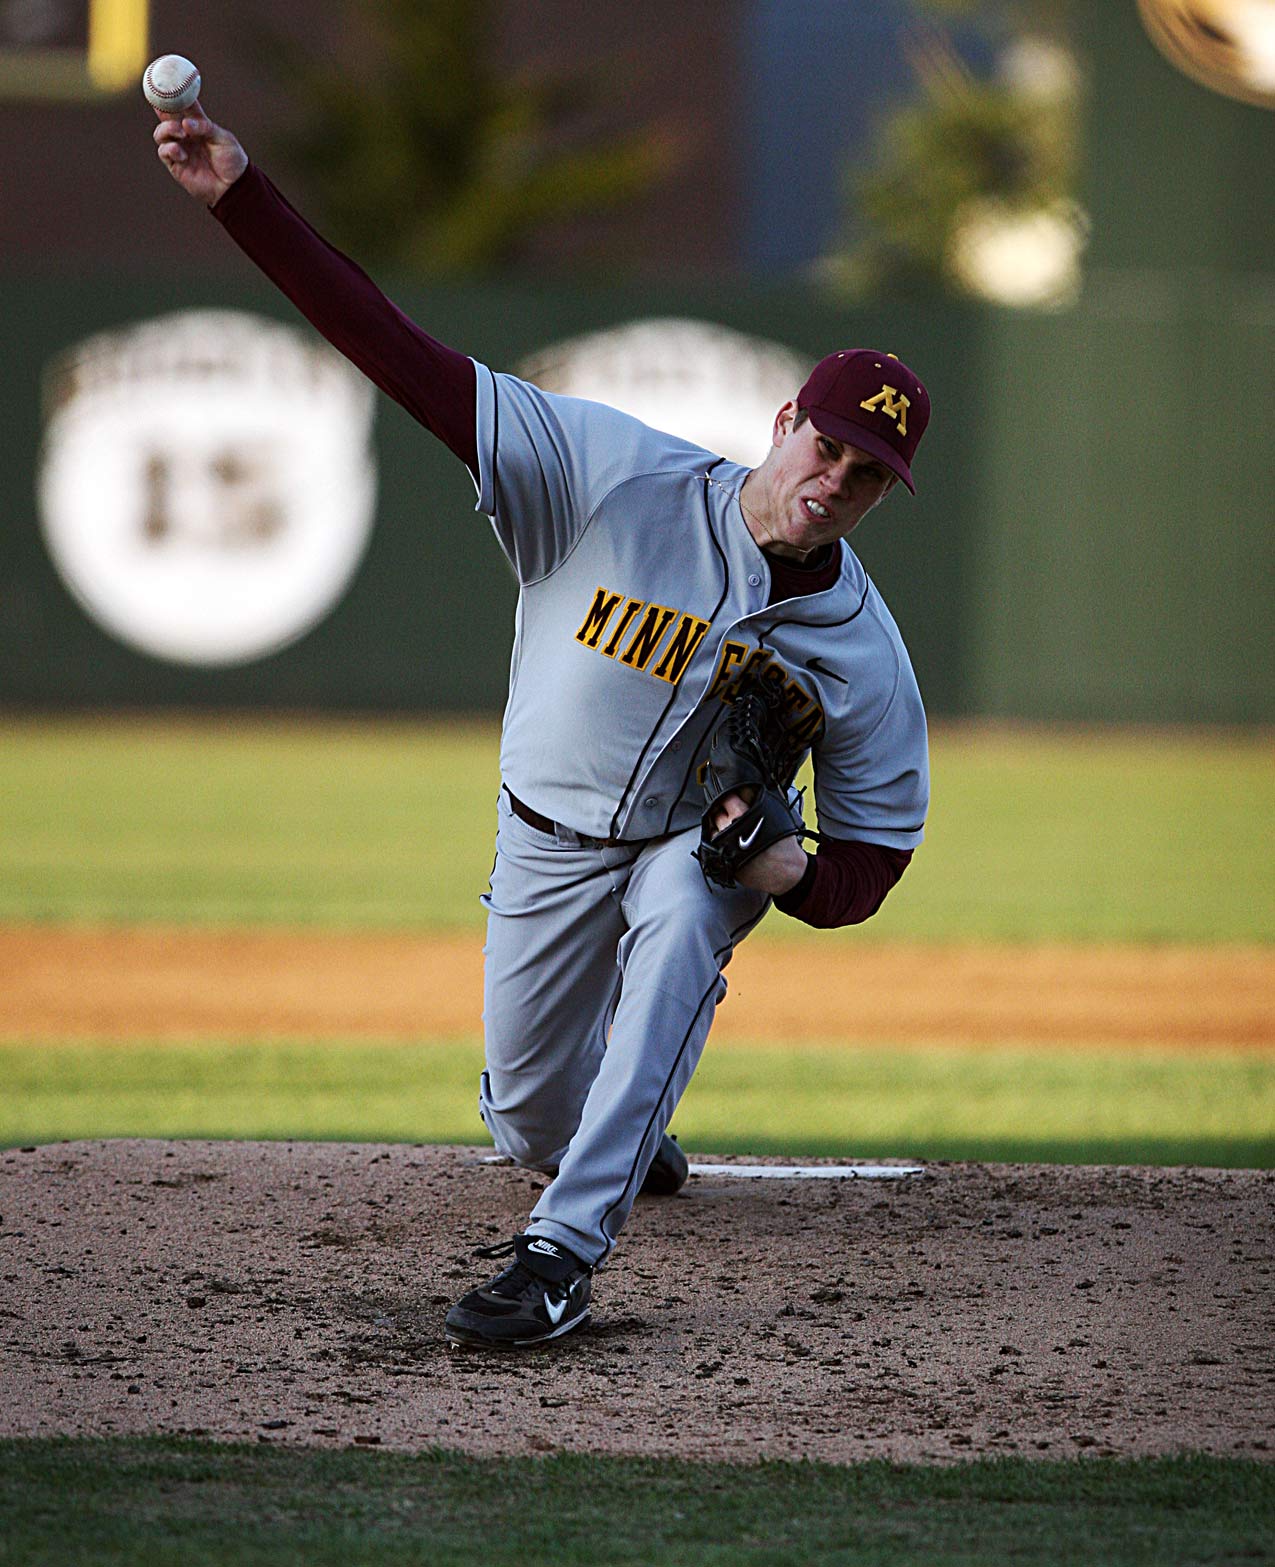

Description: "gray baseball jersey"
473 364 929 848
470 365 928 1266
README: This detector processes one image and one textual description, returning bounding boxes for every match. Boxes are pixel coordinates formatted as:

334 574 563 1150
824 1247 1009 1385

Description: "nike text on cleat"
444 1233 592 1348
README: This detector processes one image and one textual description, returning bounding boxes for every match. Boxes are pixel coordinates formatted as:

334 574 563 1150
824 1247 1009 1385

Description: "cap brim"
806 407 916 494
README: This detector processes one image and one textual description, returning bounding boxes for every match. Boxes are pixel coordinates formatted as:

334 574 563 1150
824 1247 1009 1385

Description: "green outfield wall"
0 276 977 716
2 6 1272 724
971 269 1274 724
1 268 1270 723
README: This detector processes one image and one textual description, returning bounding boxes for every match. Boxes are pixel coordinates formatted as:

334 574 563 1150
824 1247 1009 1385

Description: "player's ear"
772 401 798 447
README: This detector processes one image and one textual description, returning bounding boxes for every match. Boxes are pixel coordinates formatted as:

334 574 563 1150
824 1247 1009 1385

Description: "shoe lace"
472 1239 567 1304
474 1239 517 1262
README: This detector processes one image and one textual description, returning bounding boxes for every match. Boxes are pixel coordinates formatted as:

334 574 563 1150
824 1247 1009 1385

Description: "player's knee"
479 1073 574 1171
621 912 722 980
482 1107 565 1172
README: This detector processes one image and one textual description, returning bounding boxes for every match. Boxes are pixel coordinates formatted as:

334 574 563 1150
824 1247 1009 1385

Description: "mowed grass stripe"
0 1438 1270 1567
3 1038 1271 1167
0 718 1270 942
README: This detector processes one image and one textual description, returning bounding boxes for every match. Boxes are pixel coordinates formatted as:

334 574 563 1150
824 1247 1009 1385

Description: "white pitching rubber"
687 1164 926 1180
479 1153 926 1179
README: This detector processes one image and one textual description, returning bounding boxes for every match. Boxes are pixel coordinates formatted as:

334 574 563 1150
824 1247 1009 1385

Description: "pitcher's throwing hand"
153 108 248 207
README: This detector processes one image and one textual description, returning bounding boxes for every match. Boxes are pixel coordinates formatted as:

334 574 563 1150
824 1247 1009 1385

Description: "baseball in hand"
143 54 202 116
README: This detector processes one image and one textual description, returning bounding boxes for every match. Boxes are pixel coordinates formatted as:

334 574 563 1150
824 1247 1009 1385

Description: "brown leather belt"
504 786 631 849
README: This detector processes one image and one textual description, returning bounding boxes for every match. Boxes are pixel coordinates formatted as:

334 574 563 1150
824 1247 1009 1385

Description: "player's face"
760 403 898 556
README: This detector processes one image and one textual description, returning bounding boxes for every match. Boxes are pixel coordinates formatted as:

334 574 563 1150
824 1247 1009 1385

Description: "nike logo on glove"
739 819 764 849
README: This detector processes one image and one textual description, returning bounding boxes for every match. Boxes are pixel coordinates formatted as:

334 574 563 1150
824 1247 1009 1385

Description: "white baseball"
143 54 202 115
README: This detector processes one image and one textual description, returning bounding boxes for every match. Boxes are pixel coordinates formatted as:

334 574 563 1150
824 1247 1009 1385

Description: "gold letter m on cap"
859 384 909 436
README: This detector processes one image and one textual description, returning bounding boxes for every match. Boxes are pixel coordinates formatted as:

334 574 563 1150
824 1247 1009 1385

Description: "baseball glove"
693 685 813 888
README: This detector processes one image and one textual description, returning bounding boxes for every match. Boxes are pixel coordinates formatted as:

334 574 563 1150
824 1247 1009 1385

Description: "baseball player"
153 107 930 1349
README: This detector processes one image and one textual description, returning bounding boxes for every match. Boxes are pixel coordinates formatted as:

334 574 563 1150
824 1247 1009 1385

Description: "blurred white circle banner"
518 317 810 469
39 310 377 667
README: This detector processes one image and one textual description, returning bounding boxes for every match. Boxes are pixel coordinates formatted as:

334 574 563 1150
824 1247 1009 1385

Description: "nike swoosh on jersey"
807 656 848 685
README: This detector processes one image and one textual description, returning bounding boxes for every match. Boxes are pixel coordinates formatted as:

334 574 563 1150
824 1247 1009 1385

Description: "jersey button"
748 573 762 587
643 796 659 809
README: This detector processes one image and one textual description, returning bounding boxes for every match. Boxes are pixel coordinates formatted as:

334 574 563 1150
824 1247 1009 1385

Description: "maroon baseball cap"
797 349 930 493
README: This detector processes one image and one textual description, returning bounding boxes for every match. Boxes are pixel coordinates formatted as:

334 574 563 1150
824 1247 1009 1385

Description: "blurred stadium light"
1137 0 1275 108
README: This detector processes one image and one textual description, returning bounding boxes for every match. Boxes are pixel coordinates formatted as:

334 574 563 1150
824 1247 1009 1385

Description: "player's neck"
738 468 817 563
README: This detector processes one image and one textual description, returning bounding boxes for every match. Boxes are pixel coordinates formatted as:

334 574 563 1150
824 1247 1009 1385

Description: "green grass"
0 718 501 931
1 723 1270 1555
0 718 1270 941
4 1038 1270 1166
0 1439 1270 1566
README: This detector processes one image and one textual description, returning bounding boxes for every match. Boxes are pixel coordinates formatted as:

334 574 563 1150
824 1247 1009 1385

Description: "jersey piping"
598 900 769 1253
483 365 732 593
610 461 733 841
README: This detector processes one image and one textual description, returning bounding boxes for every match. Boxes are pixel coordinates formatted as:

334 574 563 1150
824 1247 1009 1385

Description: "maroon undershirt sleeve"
773 837 913 928
210 164 478 475
763 548 916 929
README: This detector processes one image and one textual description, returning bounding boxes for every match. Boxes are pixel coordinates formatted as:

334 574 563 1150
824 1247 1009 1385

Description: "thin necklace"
706 471 819 561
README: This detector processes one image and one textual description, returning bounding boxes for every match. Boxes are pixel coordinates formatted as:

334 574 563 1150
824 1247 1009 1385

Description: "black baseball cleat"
444 1234 592 1348
639 1132 689 1196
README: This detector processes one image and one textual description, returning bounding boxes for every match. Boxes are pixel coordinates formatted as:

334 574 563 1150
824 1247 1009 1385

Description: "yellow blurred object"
0 0 148 100
1137 0 1275 108
88 0 150 91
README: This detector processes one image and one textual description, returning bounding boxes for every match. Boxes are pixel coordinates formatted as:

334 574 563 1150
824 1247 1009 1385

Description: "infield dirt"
1 926 1271 1045
3 926 1272 1462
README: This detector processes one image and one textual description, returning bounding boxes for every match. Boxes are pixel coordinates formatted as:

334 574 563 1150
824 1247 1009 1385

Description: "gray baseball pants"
478 789 770 1266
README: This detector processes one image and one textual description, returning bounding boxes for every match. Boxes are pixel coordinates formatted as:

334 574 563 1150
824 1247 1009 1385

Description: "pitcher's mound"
2 1140 1270 1463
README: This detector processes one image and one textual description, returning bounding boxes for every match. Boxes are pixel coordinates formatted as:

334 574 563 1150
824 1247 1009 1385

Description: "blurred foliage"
823 0 1084 302
249 0 675 277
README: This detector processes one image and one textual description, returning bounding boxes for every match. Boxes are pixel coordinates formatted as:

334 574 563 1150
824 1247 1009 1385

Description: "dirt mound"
3 1140 1271 1463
